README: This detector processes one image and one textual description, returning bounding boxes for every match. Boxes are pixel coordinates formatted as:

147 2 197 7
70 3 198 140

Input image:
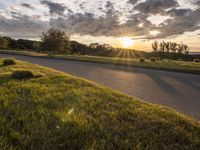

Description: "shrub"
193 58 200 63
11 70 34 79
139 58 145 63
150 57 156 62
3 59 16 66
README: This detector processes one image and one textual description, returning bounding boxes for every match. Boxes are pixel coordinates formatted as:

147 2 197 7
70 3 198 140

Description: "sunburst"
120 37 134 48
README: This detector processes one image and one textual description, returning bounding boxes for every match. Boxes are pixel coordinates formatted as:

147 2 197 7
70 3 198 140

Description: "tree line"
0 28 114 55
152 41 189 54
0 36 40 51
1 28 197 61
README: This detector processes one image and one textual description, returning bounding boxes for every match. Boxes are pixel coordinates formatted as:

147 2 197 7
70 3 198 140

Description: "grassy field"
0 58 200 149
0 49 200 74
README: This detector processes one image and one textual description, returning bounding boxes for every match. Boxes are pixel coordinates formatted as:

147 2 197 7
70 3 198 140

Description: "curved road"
1 53 200 120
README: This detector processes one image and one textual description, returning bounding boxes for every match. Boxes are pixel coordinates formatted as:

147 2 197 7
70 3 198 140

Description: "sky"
0 0 200 51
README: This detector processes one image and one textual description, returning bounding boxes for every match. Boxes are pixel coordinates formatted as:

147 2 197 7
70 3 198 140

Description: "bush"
150 57 156 62
139 58 145 63
193 58 200 63
11 70 34 79
3 59 16 66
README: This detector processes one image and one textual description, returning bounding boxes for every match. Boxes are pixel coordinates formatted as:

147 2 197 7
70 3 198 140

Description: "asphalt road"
1 53 200 120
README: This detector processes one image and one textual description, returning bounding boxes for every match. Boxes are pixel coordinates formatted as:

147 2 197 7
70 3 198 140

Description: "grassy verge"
0 49 200 74
0 58 200 149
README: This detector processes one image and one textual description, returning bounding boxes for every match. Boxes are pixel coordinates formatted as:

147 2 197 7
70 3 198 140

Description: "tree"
170 42 177 53
40 27 71 54
165 42 170 53
152 41 158 52
90 43 100 49
0 36 8 49
177 43 184 54
183 44 189 54
151 41 190 54
159 41 165 52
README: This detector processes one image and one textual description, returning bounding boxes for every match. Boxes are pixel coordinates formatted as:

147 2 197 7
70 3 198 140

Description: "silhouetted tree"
177 43 184 54
152 41 158 52
183 44 189 54
40 27 71 54
170 42 177 53
90 43 100 49
152 41 189 54
160 41 165 52
165 42 170 53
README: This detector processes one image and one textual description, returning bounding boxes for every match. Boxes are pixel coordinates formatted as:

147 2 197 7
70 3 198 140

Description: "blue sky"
0 0 200 51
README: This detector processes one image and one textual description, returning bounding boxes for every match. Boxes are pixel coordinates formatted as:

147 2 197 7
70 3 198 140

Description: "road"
0 53 200 120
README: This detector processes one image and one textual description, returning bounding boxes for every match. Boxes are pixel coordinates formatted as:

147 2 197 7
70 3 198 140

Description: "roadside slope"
0 53 200 120
0 59 200 149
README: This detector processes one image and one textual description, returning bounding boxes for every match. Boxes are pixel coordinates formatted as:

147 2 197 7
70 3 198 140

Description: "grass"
0 49 200 74
0 58 200 149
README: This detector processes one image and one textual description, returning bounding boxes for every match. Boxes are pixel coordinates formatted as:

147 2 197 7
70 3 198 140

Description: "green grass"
0 49 200 74
0 58 200 149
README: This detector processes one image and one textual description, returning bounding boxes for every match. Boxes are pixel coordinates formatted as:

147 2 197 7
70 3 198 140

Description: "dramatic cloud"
0 15 49 38
166 8 191 17
105 1 115 16
49 10 152 37
126 0 200 39
50 13 121 36
40 0 66 16
193 0 200 5
153 7 200 39
0 0 200 41
128 0 139 5
20 3 35 10
134 0 179 14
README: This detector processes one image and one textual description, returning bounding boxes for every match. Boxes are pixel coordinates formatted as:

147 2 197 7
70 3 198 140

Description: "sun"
120 37 134 48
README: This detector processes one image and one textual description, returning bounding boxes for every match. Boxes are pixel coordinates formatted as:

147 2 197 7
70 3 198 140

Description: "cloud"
126 0 200 39
20 3 35 10
166 8 191 17
147 7 200 39
53 0 199 40
0 0 200 41
0 15 49 38
40 0 66 16
134 0 179 14
128 0 139 5
49 11 151 37
50 13 119 36
193 0 200 5
105 1 115 15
